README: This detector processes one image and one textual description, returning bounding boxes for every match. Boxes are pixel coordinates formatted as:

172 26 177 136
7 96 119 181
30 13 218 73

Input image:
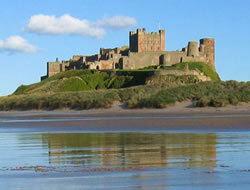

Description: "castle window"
60 64 63 72
180 57 183 63
115 63 120 69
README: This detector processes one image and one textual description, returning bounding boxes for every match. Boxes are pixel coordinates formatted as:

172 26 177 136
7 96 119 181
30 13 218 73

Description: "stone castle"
42 28 215 79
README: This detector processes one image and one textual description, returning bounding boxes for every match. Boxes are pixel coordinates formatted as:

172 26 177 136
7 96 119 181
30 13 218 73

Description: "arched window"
115 63 120 69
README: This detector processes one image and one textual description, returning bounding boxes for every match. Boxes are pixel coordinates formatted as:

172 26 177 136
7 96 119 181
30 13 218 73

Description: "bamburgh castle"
42 28 215 79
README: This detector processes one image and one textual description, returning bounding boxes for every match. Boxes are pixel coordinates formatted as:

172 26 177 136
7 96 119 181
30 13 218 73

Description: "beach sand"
1 101 250 132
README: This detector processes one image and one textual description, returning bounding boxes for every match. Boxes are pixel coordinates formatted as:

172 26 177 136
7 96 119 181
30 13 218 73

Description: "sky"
0 0 250 96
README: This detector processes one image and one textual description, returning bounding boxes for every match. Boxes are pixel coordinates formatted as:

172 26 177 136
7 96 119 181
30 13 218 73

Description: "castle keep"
42 28 215 79
129 28 165 52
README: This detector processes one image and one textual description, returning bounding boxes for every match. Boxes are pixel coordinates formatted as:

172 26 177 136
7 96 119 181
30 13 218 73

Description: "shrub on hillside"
175 62 220 81
107 76 133 89
80 72 109 89
57 77 90 92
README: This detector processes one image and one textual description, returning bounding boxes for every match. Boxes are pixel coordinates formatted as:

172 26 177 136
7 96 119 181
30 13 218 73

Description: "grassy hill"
1 80 250 111
13 62 220 95
3 62 246 111
14 70 134 95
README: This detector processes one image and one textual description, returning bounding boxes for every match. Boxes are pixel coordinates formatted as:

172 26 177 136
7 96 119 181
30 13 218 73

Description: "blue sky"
0 0 250 95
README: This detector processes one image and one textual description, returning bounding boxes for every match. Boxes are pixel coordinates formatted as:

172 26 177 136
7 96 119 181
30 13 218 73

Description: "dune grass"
1 80 250 111
132 80 250 108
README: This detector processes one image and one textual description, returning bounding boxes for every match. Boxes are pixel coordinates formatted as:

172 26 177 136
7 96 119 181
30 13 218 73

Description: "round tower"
200 38 215 71
187 41 199 57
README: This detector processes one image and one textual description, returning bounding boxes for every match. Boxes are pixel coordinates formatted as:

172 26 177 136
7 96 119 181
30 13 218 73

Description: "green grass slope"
14 62 219 95
0 62 227 111
13 70 134 95
141 62 220 81
174 62 220 81
1 80 250 111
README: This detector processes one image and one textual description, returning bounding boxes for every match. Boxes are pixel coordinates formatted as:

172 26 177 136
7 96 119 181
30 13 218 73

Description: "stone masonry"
42 28 215 79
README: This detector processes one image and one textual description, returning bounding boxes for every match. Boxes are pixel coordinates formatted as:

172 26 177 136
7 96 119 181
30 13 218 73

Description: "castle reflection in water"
27 133 218 169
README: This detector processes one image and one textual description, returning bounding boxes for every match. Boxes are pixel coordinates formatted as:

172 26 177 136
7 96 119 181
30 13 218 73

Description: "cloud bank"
0 36 38 53
25 14 137 39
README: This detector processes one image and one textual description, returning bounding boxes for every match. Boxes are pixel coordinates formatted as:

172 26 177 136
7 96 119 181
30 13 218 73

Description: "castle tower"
129 28 166 53
159 30 165 51
187 41 199 57
200 38 215 71
137 28 145 53
129 31 137 52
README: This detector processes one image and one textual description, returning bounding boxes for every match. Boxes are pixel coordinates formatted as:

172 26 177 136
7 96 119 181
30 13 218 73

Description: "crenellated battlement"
129 28 165 53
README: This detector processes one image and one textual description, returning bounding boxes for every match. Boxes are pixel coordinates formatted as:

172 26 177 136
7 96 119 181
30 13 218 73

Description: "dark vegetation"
1 62 247 111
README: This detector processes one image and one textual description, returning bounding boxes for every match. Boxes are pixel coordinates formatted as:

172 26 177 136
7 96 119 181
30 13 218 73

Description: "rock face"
152 70 211 82
42 28 215 80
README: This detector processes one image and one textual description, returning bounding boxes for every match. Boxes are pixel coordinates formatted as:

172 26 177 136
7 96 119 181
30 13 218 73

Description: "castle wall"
121 50 207 70
122 51 183 70
161 51 186 66
47 62 69 77
182 56 206 63
72 55 82 61
122 52 163 69
87 60 113 70
100 60 113 70
86 54 100 62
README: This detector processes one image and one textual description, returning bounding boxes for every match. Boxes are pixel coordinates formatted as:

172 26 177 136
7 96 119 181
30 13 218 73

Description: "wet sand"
0 103 250 132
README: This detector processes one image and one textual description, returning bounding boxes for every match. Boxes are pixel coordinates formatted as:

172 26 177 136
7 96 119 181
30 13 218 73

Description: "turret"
200 38 215 71
159 30 166 51
187 41 199 57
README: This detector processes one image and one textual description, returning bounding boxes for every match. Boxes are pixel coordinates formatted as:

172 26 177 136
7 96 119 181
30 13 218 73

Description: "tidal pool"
1 132 250 189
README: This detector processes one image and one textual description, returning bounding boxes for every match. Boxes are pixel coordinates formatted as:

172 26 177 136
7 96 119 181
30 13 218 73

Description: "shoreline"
1 101 250 115
0 101 250 133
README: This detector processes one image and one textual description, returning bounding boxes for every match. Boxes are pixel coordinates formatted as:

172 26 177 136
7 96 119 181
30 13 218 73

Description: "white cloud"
25 14 137 39
0 36 38 53
96 16 137 29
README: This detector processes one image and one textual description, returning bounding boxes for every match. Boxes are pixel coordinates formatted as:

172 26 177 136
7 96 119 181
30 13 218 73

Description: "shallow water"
1 131 250 189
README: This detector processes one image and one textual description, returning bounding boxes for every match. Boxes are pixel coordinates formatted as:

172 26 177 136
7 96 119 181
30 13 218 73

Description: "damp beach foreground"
1 109 250 189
